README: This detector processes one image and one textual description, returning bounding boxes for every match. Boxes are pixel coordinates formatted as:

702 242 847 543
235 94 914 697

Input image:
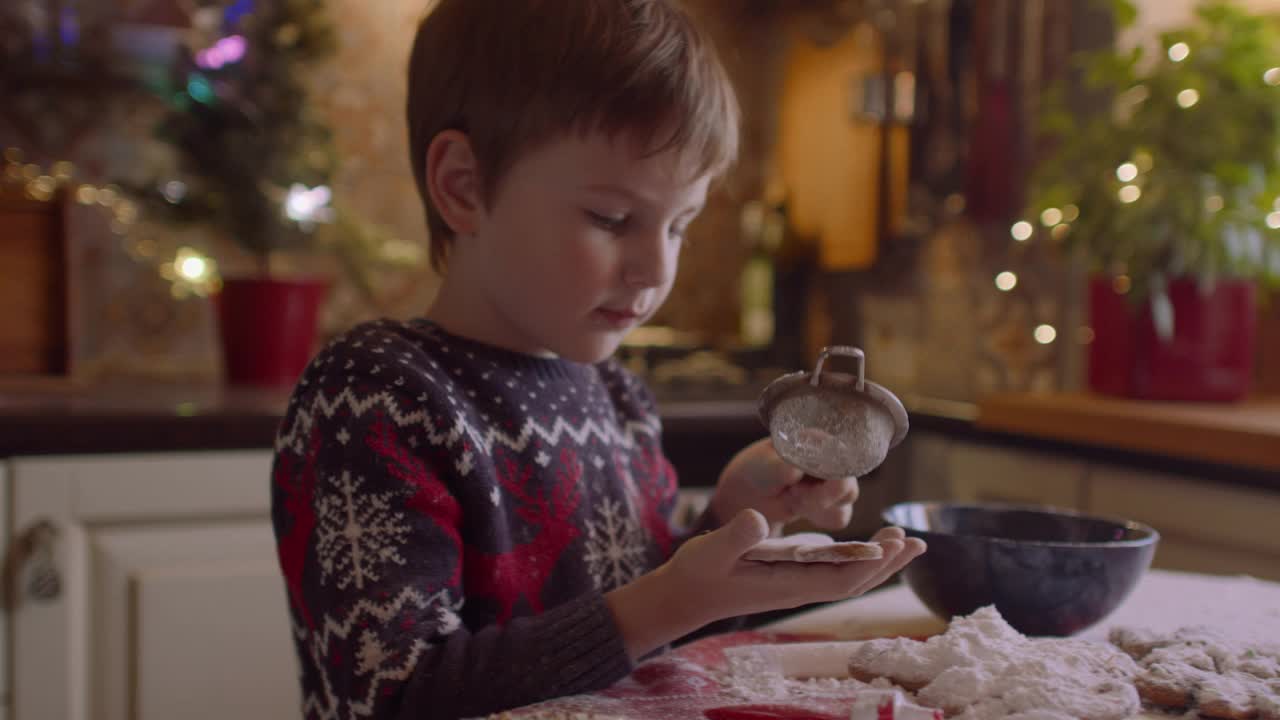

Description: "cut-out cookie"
1110 626 1280 720
743 532 884 563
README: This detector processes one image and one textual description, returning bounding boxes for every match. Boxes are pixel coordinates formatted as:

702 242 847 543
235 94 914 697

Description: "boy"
271 1 926 718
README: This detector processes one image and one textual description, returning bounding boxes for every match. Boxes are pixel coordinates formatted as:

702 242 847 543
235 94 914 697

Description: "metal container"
758 346 908 480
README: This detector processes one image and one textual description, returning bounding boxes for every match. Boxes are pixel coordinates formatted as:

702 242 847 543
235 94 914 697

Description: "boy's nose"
623 234 675 289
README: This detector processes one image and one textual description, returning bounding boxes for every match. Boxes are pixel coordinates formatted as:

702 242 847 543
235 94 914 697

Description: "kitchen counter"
978 392 1280 474
0 383 292 456
769 568 1280 643
764 569 1280 720
496 569 1280 719
0 381 976 458
1 382 1276 491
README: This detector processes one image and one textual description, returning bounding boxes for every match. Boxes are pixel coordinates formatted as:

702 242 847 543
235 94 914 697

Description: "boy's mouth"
595 306 643 328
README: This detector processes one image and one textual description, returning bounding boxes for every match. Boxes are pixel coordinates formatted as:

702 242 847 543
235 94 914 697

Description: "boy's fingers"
728 531 927 603
838 539 904 597
872 526 906 542
786 476 858 518
743 443 804 492
713 508 770 559
885 537 927 580
805 503 853 530
852 537 926 596
733 538 922 607
830 477 859 506
796 476 858 507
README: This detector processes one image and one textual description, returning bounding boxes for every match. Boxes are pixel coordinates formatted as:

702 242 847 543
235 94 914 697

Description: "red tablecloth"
495 630 867 720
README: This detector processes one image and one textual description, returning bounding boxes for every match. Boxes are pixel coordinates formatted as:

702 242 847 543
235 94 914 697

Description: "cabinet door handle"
3 519 62 608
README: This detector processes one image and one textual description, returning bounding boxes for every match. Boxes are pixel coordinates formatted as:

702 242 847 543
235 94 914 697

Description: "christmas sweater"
271 318 701 720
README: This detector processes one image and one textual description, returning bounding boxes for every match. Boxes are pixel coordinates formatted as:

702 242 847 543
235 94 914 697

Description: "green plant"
1028 0 1280 300
126 0 421 286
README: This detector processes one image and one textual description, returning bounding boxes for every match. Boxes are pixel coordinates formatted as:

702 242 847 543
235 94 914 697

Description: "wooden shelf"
0 187 70 377
976 392 1280 473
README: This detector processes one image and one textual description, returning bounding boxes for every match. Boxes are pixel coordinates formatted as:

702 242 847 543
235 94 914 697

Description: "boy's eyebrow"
581 183 646 202
581 183 704 216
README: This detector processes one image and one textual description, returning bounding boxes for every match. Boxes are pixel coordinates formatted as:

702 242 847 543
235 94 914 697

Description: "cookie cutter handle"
809 346 865 391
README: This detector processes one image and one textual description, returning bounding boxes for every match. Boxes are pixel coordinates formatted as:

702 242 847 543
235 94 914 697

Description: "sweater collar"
408 318 600 385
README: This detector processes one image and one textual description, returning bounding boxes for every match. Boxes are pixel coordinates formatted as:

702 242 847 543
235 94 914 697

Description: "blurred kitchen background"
2 1 1280 718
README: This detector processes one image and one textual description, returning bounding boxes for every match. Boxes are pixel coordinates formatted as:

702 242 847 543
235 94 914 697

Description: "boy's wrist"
605 564 710 660
650 564 718 631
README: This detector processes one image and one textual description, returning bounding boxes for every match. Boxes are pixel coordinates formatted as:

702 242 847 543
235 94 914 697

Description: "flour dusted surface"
847 606 1142 720
720 643 872 702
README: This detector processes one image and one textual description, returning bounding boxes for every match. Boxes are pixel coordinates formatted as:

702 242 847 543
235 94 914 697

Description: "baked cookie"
1109 626 1280 720
743 532 884 564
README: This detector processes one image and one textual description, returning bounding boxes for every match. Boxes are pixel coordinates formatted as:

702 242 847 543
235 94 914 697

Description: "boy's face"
457 131 710 363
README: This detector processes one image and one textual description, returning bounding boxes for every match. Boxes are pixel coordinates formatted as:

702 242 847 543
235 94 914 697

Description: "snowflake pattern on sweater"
271 319 684 719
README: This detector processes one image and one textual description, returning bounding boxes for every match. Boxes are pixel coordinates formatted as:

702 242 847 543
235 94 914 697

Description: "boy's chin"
553 335 624 365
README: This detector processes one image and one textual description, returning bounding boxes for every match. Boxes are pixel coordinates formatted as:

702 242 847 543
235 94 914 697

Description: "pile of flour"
718 642 872 702
846 606 1142 720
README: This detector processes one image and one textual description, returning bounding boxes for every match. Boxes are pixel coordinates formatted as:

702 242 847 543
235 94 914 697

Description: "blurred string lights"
1003 44 1280 347
991 200 1084 347
1008 0 1280 364
2 0 418 310
2 168 356 303
117 0 421 286
2 147 220 299
993 201 1087 346
1001 178 1119 346
195 35 247 70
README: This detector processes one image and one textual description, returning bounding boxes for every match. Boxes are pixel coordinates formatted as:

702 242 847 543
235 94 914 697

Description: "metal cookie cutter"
758 346 909 481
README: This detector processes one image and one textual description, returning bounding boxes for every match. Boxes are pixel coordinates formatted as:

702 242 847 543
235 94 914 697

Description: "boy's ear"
426 129 484 236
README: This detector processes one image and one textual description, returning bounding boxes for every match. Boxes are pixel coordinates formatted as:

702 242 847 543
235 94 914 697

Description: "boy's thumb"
711 508 769 559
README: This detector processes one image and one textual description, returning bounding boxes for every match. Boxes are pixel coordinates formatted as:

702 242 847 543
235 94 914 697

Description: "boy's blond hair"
407 0 741 272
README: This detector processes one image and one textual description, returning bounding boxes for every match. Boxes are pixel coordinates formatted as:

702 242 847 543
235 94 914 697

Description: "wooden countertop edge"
976 393 1280 472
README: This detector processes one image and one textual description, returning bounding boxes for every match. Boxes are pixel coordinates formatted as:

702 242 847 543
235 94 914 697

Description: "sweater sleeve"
402 593 631 718
272 358 633 719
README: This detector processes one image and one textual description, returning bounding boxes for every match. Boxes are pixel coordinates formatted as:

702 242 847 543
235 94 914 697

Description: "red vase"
215 277 328 388
1087 276 1256 402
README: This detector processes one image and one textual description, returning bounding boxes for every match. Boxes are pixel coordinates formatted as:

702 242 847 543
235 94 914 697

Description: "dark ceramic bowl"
882 501 1160 637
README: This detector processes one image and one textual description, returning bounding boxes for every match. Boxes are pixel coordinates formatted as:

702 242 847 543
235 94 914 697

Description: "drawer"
1088 466 1280 580
947 443 1087 510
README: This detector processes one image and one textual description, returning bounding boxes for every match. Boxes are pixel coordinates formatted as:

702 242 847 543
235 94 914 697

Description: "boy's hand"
606 509 926 660
711 438 859 532
672 509 924 625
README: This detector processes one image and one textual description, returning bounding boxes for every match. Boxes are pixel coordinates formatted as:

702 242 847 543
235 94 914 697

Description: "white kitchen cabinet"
916 436 1280 583
1087 466 1280 582
905 433 954 503
1 460 9 720
945 442 1088 510
6 451 299 720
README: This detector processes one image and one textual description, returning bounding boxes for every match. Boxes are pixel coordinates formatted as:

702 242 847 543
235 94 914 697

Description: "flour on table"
718 643 871 702
846 606 1142 720
486 707 627 712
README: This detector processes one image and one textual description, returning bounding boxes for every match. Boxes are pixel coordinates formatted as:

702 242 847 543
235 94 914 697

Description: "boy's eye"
586 210 628 231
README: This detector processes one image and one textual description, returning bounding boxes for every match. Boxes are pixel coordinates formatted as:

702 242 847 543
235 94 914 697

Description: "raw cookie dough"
743 532 885 563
